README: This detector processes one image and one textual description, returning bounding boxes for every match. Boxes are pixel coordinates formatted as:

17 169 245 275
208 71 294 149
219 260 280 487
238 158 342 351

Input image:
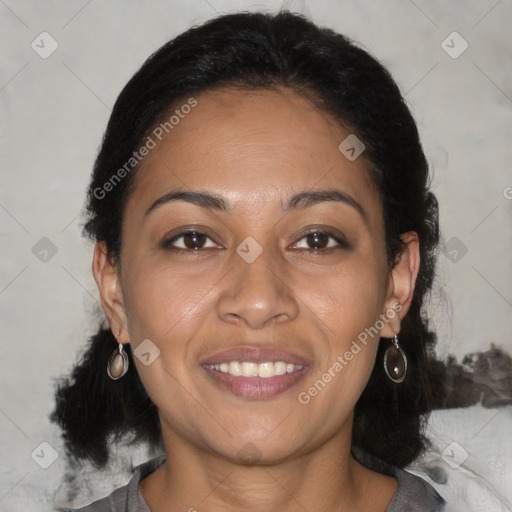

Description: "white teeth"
229 361 242 376
258 361 274 377
241 362 258 377
208 361 304 378
274 361 287 375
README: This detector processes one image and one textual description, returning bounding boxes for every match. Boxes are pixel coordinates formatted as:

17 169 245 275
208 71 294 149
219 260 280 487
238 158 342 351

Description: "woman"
53 10 445 511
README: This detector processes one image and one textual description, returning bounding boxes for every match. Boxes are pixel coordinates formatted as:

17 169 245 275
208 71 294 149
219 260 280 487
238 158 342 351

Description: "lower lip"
202 366 310 399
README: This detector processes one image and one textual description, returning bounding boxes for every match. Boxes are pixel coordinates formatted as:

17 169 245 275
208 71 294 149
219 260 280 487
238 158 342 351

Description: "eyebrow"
145 188 368 224
284 189 367 223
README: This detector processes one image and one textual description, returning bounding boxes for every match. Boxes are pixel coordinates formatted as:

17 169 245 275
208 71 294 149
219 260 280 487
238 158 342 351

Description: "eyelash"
293 230 350 254
161 228 350 254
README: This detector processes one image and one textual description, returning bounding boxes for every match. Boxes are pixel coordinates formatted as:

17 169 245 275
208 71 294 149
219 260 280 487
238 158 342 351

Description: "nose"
216 247 299 329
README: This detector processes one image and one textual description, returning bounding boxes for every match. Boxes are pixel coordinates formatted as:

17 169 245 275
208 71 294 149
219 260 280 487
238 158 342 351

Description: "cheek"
306 260 386 342
298 260 386 402
120 262 215 408
121 255 214 352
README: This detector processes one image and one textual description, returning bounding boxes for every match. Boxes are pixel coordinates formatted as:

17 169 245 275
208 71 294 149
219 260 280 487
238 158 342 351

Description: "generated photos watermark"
297 302 402 404
93 97 197 200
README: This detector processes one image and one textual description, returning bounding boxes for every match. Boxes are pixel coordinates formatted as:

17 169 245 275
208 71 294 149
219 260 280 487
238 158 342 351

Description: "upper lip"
200 346 312 366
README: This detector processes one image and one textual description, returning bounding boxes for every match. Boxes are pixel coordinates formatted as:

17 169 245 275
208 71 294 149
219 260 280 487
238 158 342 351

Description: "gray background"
1 0 511 510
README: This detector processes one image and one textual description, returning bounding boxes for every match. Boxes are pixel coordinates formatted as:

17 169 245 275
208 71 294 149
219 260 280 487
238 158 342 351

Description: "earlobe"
92 241 130 342
380 231 420 338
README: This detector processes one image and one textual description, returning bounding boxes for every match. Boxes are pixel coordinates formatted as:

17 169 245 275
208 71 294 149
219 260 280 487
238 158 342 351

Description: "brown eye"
182 231 207 249
162 230 217 251
292 229 350 253
306 232 330 250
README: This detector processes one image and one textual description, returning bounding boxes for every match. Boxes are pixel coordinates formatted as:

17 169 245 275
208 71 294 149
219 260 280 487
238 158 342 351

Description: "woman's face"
97 87 411 463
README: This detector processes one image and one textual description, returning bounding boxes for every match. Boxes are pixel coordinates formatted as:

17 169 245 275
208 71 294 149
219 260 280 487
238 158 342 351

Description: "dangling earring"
107 331 129 380
383 334 407 383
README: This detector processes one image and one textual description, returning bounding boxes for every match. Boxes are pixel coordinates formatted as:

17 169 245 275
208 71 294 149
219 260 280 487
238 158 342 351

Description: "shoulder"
352 446 446 511
56 455 166 512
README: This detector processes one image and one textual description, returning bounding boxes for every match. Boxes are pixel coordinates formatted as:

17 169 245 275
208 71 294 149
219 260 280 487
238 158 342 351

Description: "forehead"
126 87 380 219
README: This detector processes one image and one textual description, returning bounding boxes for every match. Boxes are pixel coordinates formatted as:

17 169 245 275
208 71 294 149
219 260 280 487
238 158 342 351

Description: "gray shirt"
59 448 445 511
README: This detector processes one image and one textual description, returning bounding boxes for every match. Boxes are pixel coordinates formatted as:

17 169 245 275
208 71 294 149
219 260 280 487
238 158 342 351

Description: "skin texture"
93 87 420 512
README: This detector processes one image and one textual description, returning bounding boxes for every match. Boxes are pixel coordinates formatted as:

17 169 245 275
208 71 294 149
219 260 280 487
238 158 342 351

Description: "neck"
140 423 396 512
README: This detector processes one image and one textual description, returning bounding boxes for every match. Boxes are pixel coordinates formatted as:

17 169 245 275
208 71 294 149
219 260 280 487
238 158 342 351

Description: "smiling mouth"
204 361 304 378
202 361 310 399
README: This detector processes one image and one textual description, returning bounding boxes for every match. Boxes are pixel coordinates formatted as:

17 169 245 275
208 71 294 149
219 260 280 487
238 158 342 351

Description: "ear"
380 231 420 338
92 241 131 343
